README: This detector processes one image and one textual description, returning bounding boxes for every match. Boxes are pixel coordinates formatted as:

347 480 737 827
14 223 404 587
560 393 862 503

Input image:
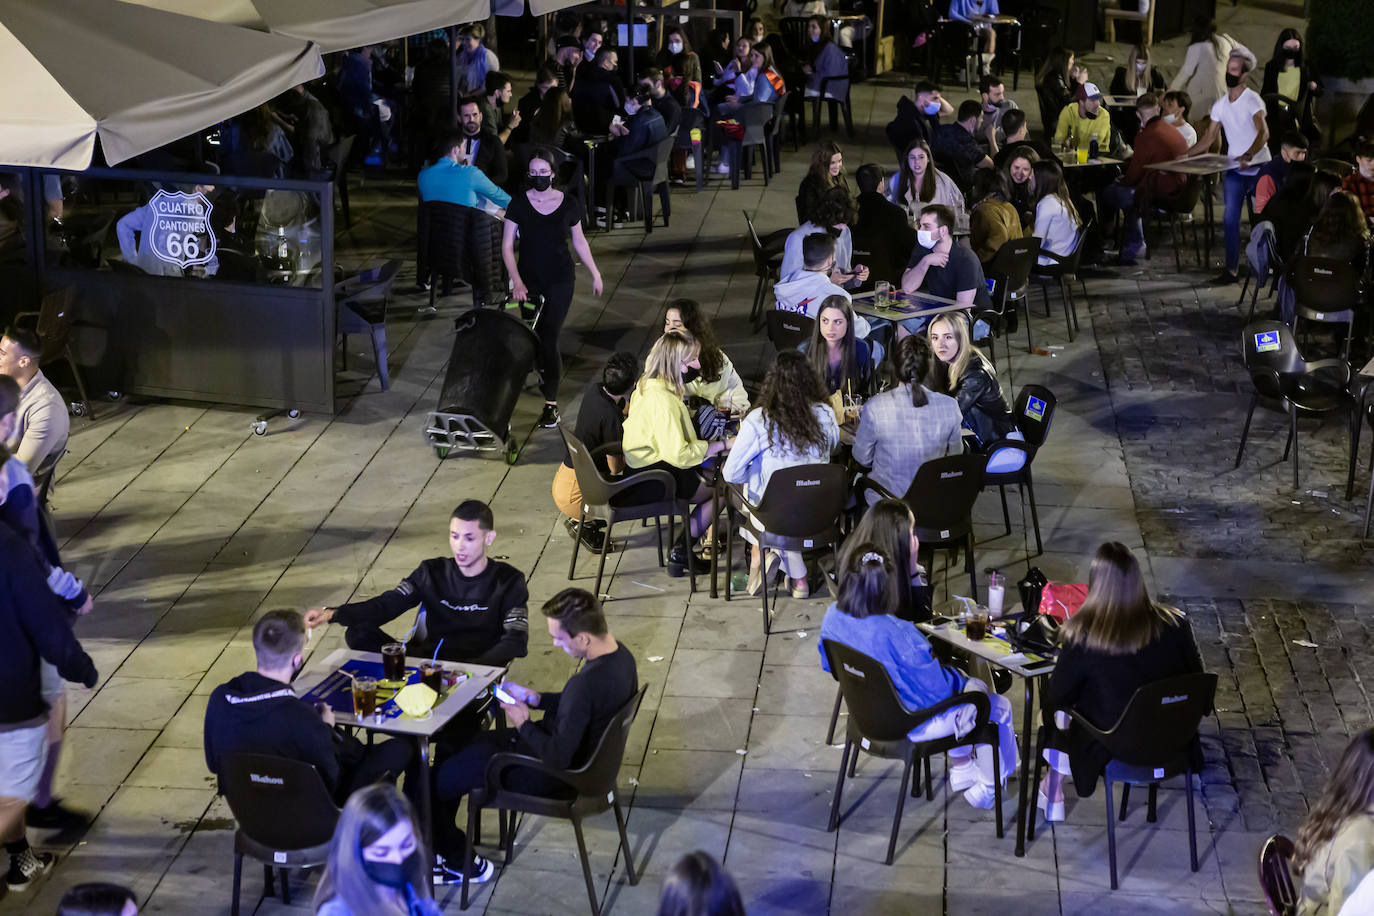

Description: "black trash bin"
424 308 539 463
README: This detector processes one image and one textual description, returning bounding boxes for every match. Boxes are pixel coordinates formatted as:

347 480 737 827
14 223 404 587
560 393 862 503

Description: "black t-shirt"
564 379 625 471
905 242 992 308
505 191 586 289
518 642 638 770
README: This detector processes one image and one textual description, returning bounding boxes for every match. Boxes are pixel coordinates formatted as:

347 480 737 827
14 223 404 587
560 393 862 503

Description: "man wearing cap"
1053 82 1111 154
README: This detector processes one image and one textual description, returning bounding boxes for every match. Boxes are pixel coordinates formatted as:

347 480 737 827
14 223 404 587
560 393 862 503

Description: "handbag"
715 118 745 140
1010 567 1061 655
1039 581 1089 621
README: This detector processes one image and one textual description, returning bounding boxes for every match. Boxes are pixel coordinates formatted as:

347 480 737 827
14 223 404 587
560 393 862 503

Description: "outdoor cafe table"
917 612 1057 857
1146 153 1235 266
849 287 971 325
294 648 504 844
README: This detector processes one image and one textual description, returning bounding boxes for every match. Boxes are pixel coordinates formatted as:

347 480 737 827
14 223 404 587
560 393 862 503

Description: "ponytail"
836 544 898 618
893 335 932 408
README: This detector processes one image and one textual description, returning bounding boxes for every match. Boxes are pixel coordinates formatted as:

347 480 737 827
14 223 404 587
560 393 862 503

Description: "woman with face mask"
655 26 704 106
502 149 603 430
1261 27 1321 144
313 784 446 915
801 16 849 109
1109 45 1165 98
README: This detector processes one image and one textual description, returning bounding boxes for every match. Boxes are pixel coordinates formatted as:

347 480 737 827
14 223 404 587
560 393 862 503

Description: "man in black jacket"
202 610 414 804
456 99 508 186
305 500 529 668
0 524 97 891
852 163 917 289
430 587 636 884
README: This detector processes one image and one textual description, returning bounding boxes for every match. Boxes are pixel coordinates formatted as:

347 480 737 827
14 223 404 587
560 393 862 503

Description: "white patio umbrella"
0 0 323 170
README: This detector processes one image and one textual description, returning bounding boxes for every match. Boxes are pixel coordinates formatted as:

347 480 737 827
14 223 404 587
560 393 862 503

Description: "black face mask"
1225 73 1242 89
681 366 701 385
1284 48 1301 61
528 174 553 191
362 851 418 889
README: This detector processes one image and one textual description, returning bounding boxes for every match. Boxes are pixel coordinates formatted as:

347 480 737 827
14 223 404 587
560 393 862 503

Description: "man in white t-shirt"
1185 48 1268 285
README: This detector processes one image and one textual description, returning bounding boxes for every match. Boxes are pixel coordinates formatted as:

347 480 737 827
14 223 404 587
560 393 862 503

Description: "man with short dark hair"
900 204 990 334
482 71 520 145
304 500 529 667
554 352 640 550
430 587 636 885
932 99 994 190
1253 130 1308 214
1161 91 1195 146
976 74 1018 149
774 233 870 337
418 129 511 212
852 164 916 288
1100 92 1188 265
572 47 624 134
1343 140 1374 222
202 610 415 804
638 68 682 135
0 327 68 478
886 80 949 154
455 98 508 185
549 36 583 91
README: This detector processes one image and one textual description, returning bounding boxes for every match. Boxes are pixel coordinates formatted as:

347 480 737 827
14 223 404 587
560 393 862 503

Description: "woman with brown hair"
663 299 749 415
1305 190 1371 265
797 142 849 223
887 138 965 226
527 88 583 152
1294 730 1374 915
1037 542 1205 822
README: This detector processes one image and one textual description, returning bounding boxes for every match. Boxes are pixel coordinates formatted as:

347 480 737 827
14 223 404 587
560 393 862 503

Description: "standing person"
887 139 965 226
1099 93 1188 265
1294 730 1374 916
926 312 1014 447
723 350 840 599
1184 48 1269 285
852 335 963 501
663 300 749 415
313 783 448 914
801 16 848 109
304 500 529 668
797 142 849 224
657 852 746 916
0 521 97 890
839 499 931 623
455 23 500 98
1169 17 1238 132
431 588 636 885
1031 160 1081 266
552 352 639 551
502 149 603 429
0 327 68 481
1037 542 1204 822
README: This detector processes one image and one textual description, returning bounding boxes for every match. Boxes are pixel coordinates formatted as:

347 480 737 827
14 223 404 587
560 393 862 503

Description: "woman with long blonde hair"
313 784 446 916
1037 542 1204 822
1295 730 1374 915
926 312 1014 447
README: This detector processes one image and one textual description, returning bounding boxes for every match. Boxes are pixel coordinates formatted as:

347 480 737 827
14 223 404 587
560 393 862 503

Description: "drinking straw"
430 639 444 664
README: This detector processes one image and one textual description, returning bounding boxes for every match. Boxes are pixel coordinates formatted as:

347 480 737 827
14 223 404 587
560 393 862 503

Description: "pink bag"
1039 582 1088 621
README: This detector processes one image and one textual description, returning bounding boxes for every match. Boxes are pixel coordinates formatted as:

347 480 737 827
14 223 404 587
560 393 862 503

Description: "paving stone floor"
7 4 1371 914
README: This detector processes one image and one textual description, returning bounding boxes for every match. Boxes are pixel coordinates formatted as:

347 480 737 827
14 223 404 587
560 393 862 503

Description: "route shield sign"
147 189 216 268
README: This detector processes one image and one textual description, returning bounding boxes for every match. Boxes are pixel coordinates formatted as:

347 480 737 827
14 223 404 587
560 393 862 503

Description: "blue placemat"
299 658 417 720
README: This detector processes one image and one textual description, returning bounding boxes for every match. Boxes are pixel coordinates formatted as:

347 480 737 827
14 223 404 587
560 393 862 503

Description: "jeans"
1099 182 1143 258
1223 170 1260 274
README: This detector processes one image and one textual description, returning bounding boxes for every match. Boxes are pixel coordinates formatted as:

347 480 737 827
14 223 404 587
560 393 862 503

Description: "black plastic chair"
1235 321 1358 498
607 136 674 233
1029 220 1092 344
767 91 792 174
1240 223 1283 322
728 101 776 190
1028 673 1217 890
1258 834 1298 916
724 463 847 635
1362 401 1374 545
13 286 94 420
461 686 646 913
779 17 812 64
980 235 1041 362
336 259 402 391
674 108 708 191
932 21 978 90
744 211 788 327
417 200 503 311
1290 256 1363 363
857 453 985 597
823 640 1003 864
1145 176 1204 272
562 427 695 596
983 385 1056 557
219 754 340 916
765 309 815 351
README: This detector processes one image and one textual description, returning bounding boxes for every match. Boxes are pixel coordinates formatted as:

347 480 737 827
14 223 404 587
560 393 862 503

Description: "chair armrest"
1303 358 1352 379
1065 708 1111 745
480 750 572 798
852 475 895 506
602 467 679 503
1035 247 1066 266
907 689 992 731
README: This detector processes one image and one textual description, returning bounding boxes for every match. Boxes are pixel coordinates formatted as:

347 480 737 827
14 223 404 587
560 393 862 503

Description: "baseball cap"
1079 82 1104 101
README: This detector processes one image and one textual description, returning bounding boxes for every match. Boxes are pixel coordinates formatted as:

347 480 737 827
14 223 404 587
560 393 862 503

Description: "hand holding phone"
493 684 518 705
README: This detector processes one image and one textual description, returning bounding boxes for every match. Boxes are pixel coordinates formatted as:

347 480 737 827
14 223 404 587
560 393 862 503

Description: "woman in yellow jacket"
622 330 734 574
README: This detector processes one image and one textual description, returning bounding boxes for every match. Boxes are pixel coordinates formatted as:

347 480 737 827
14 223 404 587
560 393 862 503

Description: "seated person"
888 139 965 227
516 64 560 140
722 43 785 111
455 99 507 186
304 500 529 667
932 100 994 192
1295 729 1374 916
1037 542 1204 822
203 610 416 805
115 182 216 277
1031 160 1082 266
547 37 582 92
886 82 951 156
602 88 668 215
723 351 839 600
1305 190 1370 264
798 143 850 225
1053 83 1111 156
801 17 848 103
553 352 639 551
819 546 1016 808
621 331 733 575
1109 45 1167 99
839 499 932 623
417 128 511 213
948 0 999 60
1265 163 1326 264
968 169 1024 265
976 74 1020 153
655 25 703 109
639 68 682 136
900 205 992 335
664 299 749 415
926 312 1015 448
1160 91 1198 147
852 163 916 289
571 48 625 135
1254 130 1309 214
774 233 872 339
0 326 69 478
526 88 585 154
432 588 637 885
313 783 445 914
710 36 753 99
1098 94 1188 265
852 335 963 501
990 109 1054 170
806 296 873 399
780 186 869 290
1000 146 1040 227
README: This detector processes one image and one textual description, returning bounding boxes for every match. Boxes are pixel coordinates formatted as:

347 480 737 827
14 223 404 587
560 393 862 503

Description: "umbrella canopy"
128 0 492 51
0 0 323 170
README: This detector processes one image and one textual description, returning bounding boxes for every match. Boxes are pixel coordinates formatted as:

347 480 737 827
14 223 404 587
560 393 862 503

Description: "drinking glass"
381 643 406 681
420 663 444 694
875 280 891 308
965 609 989 640
352 677 378 719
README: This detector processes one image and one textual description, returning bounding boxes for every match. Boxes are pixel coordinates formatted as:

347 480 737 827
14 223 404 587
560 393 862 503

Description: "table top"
1146 154 1234 176
294 648 504 738
969 14 1020 24
849 288 969 322
1104 94 1139 108
1062 156 1123 169
918 617 1056 679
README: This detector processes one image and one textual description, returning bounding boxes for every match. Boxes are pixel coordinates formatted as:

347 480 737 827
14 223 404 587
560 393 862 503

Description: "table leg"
1203 175 1215 268
417 735 433 848
1014 676 1035 857
587 146 598 230
710 484 720 599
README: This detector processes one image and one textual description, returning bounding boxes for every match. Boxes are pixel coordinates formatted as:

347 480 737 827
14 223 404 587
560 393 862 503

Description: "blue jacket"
819 606 965 736
417 158 511 210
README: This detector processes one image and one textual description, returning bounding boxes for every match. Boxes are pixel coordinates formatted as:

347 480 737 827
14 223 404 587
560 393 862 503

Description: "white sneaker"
948 758 980 793
1037 787 1066 822
963 782 997 810
716 163 730 175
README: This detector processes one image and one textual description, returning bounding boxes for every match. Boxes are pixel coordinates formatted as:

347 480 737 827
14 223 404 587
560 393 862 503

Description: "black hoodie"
203 671 340 791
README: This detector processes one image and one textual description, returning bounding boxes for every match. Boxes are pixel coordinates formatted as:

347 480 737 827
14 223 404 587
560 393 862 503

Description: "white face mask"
1163 112 1178 122
917 229 939 249
668 41 683 54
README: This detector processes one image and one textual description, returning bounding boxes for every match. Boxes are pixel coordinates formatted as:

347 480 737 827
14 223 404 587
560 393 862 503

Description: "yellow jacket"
623 378 709 469
1053 104 1111 150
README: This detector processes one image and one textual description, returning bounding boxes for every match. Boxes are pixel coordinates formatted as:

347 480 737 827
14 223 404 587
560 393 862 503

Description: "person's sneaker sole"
434 854 495 886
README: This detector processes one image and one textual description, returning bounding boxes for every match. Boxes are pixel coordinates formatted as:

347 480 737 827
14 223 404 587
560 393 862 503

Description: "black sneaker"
667 540 711 576
433 853 495 886
577 522 607 552
1208 271 1238 286
6 848 54 890
26 799 91 832
537 404 561 428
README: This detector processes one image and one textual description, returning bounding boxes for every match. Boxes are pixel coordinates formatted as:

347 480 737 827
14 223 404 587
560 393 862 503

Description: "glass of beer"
420 663 444 695
352 676 378 719
965 609 990 641
875 280 891 309
381 643 406 682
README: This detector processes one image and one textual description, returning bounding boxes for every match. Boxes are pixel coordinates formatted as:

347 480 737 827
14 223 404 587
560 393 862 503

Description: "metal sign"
1255 330 1281 354
1024 395 1046 422
147 189 216 268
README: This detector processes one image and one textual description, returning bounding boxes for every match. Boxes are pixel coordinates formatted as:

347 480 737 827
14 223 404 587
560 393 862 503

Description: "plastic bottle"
276 226 288 260
1089 135 1100 161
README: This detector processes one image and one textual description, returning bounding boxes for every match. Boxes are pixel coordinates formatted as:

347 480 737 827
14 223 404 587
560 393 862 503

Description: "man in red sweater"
1339 140 1374 223
1100 93 1188 265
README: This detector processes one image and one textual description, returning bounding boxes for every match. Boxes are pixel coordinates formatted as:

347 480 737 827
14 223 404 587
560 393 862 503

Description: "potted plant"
1307 0 1374 144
